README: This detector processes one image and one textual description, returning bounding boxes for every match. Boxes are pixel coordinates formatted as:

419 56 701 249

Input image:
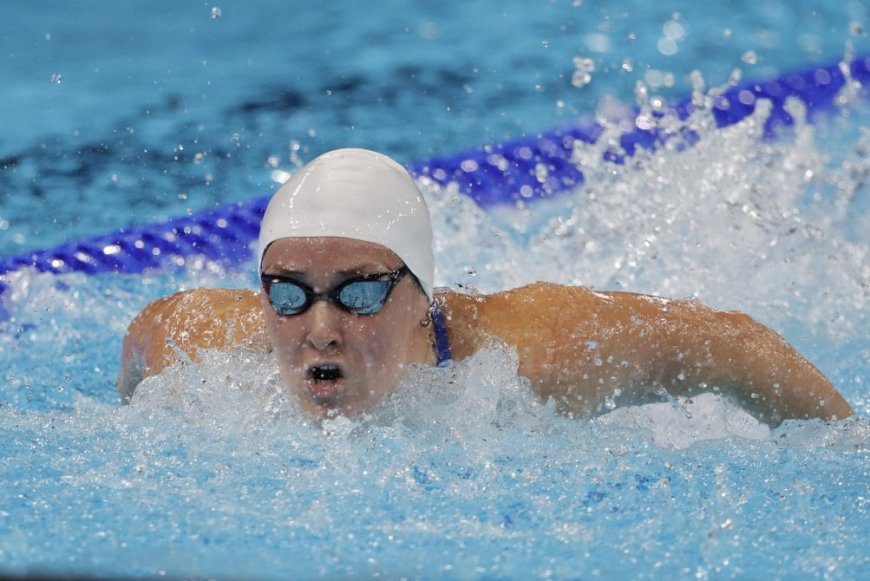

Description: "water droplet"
663 20 685 41
210 6 222 19
50 73 63 84
572 71 592 88
571 56 595 87
741 50 758 65
657 37 678 56
573 56 595 72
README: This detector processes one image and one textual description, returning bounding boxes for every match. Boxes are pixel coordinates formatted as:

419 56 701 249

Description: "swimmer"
118 148 853 425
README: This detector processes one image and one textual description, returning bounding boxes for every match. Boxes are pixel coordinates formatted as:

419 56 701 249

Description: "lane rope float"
0 55 867 292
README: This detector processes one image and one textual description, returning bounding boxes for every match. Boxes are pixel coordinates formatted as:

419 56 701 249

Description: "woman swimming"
118 148 853 424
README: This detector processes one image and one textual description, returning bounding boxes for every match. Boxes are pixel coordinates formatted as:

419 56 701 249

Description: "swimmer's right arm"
117 288 267 403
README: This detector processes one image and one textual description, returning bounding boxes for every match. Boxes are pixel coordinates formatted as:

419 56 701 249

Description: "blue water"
1 1 868 579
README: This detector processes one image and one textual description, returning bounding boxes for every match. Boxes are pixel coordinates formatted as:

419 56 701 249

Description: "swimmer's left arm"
442 282 852 425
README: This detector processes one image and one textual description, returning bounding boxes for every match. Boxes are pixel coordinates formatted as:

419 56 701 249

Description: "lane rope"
1 55 867 290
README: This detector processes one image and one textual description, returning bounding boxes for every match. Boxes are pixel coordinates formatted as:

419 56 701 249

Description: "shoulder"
437 281 602 320
119 287 266 402
434 282 602 358
133 288 262 327
126 287 265 366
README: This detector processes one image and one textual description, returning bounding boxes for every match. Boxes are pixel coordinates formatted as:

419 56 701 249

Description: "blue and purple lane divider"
1 55 868 293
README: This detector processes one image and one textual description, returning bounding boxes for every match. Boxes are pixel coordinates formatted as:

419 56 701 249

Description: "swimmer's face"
259 237 433 419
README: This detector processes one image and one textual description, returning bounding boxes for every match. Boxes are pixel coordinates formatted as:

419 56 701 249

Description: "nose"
304 300 344 352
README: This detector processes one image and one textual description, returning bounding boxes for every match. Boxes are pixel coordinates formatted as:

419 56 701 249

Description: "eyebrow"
261 263 401 278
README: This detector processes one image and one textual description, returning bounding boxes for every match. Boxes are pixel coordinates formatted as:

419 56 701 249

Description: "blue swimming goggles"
261 266 410 316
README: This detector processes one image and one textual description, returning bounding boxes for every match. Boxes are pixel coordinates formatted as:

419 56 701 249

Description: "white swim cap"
258 148 435 300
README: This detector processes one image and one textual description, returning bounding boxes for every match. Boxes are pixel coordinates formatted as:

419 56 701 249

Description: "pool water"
1 0 868 579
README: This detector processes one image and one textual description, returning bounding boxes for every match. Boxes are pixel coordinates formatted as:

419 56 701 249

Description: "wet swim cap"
258 148 435 300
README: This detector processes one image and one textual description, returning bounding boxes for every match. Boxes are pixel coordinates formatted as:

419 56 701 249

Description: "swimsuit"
430 302 451 365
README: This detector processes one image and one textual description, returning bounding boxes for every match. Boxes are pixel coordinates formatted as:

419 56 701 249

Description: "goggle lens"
338 280 393 314
262 266 409 316
268 282 308 315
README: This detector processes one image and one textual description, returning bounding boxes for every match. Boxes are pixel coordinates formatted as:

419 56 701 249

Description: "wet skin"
119 239 853 425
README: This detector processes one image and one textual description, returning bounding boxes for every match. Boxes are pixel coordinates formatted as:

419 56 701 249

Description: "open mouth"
309 363 343 382
306 363 345 404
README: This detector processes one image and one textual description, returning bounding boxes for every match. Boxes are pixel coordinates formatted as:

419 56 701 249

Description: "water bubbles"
635 115 654 130
741 50 758 65
634 80 649 106
460 158 479 172
728 67 743 86
50 73 63 84
210 5 222 19
571 56 595 88
572 71 592 89
658 17 685 56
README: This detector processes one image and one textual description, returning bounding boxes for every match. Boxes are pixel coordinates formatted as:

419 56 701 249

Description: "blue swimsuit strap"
429 301 452 366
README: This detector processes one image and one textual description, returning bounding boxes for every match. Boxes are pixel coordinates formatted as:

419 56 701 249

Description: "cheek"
262 317 304 364
355 308 422 361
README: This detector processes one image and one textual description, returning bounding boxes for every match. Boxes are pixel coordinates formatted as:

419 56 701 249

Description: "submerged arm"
117 288 267 403
441 282 852 425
